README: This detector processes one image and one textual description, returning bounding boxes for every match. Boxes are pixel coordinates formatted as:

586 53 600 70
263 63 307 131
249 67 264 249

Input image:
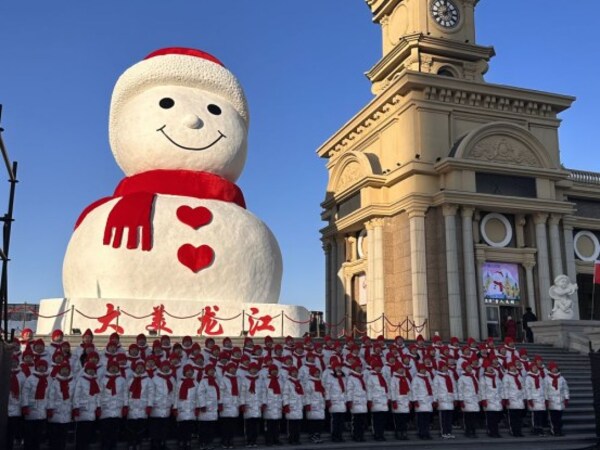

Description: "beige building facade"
318 0 600 340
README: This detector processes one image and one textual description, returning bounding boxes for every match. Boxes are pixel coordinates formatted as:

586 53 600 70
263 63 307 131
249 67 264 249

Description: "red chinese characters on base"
145 304 173 334
197 306 224 335
247 307 275 336
94 303 124 334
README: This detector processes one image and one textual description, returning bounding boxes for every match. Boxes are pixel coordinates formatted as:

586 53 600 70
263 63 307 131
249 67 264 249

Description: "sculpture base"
36 298 310 337
529 320 600 353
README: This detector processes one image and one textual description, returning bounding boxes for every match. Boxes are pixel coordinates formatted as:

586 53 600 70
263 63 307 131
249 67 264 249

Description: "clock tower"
366 0 495 93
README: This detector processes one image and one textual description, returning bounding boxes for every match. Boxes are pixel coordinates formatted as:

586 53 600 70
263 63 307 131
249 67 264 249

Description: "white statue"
549 274 578 320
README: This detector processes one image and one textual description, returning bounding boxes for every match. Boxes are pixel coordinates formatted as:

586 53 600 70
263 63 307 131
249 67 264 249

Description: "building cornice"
434 158 571 181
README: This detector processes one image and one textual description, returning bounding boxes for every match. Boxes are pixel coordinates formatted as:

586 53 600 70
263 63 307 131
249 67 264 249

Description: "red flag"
594 261 600 284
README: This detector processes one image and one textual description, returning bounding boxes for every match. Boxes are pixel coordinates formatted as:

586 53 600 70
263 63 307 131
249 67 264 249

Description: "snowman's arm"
74 196 115 230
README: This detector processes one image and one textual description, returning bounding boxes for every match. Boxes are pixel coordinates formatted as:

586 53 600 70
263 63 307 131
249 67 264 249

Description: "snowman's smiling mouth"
156 125 226 151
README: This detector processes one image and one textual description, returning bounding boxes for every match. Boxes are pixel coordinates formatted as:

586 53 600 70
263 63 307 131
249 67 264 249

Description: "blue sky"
0 1 598 313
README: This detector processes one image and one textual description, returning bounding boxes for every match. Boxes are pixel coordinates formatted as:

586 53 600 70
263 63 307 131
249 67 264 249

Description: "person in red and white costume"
390 363 411 441
263 364 284 446
502 362 525 437
19 328 34 352
545 361 569 436
73 362 102 450
21 358 51 450
283 365 306 445
366 357 389 441
410 363 434 440
49 329 65 357
305 366 326 444
434 360 457 439
150 360 176 449
126 360 154 449
525 362 546 436
324 361 347 442
346 360 368 442
31 339 51 366
99 360 128 450
47 362 74 450
174 364 199 450
240 362 264 447
219 362 241 449
480 360 504 438
457 361 480 438
7 356 26 450
197 364 221 450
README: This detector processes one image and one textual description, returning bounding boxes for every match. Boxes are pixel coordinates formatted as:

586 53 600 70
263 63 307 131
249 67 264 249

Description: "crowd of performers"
8 329 570 450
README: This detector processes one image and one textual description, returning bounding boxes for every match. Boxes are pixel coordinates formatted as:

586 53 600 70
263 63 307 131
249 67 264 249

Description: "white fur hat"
110 47 249 124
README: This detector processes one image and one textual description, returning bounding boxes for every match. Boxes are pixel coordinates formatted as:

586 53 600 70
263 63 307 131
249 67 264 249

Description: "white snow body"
63 194 282 303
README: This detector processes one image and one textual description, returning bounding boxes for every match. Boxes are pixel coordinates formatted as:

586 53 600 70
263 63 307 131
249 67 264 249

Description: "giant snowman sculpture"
37 48 309 336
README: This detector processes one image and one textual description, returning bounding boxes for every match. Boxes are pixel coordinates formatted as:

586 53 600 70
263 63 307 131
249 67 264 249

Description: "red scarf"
290 377 304 395
418 374 432 396
130 375 146 399
84 376 100 396
548 373 560 390
10 370 20 398
395 375 410 395
351 372 366 391
508 372 521 390
50 364 61 378
374 372 388 393
34 373 49 400
528 372 541 389
312 377 325 395
106 374 120 395
59 376 72 400
179 377 196 400
268 376 281 395
485 372 497 389
246 375 258 394
158 373 174 393
21 363 32 378
227 375 239 396
75 170 246 251
293 353 303 368
206 376 220 400
464 372 479 394
439 372 454 393
334 374 345 393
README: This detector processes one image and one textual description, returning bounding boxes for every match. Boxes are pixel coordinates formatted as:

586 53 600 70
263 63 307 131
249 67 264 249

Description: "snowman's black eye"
207 104 222 115
159 98 175 109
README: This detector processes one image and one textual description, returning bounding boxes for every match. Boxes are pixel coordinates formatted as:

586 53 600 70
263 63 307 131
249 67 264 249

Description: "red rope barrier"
74 309 106 320
324 316 347 328
119 310 154 320
33 309 70 319
213 313 243 321
283 313 311 324
163 310 204 320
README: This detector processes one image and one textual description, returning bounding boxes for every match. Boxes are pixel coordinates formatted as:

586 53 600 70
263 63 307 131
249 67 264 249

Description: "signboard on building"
482 262 521 305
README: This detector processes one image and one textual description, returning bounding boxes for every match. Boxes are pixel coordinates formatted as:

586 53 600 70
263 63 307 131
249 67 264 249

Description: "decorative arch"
452 122 556 169
327 151 379 194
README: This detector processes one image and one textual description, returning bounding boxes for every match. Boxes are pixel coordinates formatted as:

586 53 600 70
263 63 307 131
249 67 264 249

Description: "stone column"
334 236 346 333
515 214 526 248
365 218 384 338
443 204 463 339
523 261 536 312
548 214 563 280
408 207 429 338
562 221 580 319
323 241 332 331
345 274 353 335
475 254 487 339
533 213 552 320
462 207 480 339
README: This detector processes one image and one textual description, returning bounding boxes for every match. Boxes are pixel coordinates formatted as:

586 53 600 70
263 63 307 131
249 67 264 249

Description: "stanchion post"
116 306 120 334
281 311 284 337
69 305 74 335
242 310 245 334
381 314 385 339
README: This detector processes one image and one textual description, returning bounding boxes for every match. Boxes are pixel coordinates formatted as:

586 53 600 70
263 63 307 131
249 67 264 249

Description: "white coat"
9 370 26 417
219 375 241 418
346 373 368 414
99 374 128 419
21 372 51 420
151 374 176 419
127 375 154 419
480 373 504 412
390 375 411 413
283 377 306 420
503 372 525 409
263 376 284 420
433 372 456 411
410 374 434 412
545 373 569 411
366 372 389 412
73 375 101 422
197 377 220 421
525 373 546 411
174 378 198 422
47 375 74 424
240 375 264 419
325 374 347 414
458 374 480 412
304 377 326 420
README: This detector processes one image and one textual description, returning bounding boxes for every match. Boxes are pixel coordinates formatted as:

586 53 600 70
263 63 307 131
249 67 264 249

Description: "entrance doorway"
485 305 523 341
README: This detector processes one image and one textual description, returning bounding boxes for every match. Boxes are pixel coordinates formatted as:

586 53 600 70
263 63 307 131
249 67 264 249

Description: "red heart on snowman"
177 244 214 273
176 206 212 229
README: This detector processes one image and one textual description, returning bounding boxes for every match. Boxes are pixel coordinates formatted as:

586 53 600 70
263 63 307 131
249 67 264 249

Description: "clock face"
431 0 460 29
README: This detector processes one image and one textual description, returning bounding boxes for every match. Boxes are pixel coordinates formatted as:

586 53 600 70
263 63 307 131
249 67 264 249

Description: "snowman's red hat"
110 47 249 124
